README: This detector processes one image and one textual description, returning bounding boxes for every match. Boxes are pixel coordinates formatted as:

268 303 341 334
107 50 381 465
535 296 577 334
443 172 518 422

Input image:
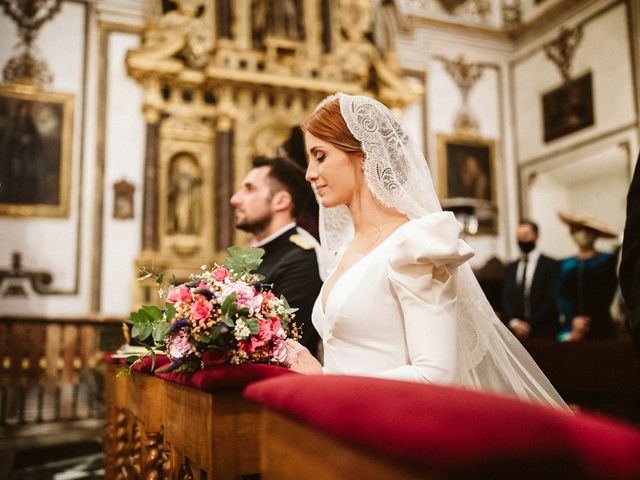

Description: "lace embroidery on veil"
313 93 567 409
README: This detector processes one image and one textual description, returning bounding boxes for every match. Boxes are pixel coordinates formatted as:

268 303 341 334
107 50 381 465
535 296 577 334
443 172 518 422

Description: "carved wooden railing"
103 358 291 480
0 315 123 430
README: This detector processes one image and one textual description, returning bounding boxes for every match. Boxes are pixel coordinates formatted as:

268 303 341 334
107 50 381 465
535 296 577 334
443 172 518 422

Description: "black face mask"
518 241 535 254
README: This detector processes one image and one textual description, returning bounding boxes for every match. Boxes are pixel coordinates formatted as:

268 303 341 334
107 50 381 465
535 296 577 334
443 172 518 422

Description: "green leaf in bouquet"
165 302 177 322
141 304 164 321
221 291 237 316
132 322 153 341
245 317 260 335
209 326 221 340
223 246 265 276
138 272 153 281
152 322 170 343
125 355 141 364
280 294 299 315
221 314 235 328
156 273 164 285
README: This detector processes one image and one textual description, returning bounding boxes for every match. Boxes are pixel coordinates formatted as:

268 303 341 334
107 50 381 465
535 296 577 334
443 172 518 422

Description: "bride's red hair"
302 99 363 154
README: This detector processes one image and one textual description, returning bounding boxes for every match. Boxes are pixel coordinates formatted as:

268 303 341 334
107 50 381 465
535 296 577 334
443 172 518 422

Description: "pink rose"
270 337 287 364
212 267 230 282
190 299 213 321
222 283 263 314
247 319 273 352
270 317 286 338
167 285 192 304
239 339 254 354
167 329 196 360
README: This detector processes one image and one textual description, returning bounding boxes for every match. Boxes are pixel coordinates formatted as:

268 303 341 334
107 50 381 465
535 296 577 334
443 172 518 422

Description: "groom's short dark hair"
252 156 313 217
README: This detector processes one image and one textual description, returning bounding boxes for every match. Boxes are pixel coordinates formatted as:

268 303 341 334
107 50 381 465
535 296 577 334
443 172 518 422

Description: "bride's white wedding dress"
313 212 474 383
307 93 567 408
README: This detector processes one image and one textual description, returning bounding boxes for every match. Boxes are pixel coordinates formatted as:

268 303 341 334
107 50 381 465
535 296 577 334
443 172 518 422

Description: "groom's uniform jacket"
256 226 323 357
502 253 561 339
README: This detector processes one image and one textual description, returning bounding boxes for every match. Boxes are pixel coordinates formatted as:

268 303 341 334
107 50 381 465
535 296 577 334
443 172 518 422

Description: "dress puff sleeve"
376 212 474 384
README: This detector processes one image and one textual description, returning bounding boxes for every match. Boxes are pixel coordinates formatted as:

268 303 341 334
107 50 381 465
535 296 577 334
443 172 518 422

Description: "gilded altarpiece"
127 0 420 308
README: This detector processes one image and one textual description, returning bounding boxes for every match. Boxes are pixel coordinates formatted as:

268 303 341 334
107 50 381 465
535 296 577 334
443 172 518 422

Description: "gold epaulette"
289 234 314 250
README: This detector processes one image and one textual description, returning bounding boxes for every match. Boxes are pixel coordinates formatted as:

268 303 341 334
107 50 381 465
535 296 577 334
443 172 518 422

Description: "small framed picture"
113 179 135 220
437 134 497 203
542 72 594 143
0 84 74 217
437 134 498 234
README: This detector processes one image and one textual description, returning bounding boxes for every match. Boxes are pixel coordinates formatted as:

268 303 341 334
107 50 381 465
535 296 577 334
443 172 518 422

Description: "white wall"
512 0 637 262
0 1 145 316
0 2 88 314
513 2 635 162
101 32 145 315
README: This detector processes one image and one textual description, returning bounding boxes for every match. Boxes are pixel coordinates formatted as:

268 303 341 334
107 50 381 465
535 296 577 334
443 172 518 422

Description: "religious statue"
140 0 212 69
167 153 202 236
252 0 303 46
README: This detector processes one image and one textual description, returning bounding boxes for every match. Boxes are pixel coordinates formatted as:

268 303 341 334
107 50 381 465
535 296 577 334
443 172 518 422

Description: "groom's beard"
235 211 273 235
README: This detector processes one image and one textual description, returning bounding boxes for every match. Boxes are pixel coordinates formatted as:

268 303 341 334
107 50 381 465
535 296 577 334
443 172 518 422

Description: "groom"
230 156 323 357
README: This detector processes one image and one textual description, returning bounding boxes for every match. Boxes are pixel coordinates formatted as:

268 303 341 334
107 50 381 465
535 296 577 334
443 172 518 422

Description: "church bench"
156 363 293 480
103 352 294 480
244 375 640 480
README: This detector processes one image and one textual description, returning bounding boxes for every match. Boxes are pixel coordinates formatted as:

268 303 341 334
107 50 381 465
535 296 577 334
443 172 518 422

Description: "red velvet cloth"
101 352 126 365
156 363 295 392
131 354 170 374
244 375 640 479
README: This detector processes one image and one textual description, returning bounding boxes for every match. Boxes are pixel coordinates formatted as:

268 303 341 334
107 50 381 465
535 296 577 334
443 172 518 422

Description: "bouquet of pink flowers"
129 247 299 372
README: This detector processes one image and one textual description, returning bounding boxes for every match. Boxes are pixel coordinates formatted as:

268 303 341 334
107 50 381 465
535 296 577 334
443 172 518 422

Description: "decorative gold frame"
0 83 74 217
437 133 498 234
437 133 497 202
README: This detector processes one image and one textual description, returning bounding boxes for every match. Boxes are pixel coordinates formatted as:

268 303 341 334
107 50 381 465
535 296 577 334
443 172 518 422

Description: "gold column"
215 114 234 251
234 0 252 50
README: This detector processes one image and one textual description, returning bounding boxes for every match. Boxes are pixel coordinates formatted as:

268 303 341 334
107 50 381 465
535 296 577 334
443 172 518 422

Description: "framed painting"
542 72 594 143
0 84 74 217
437 134 498 234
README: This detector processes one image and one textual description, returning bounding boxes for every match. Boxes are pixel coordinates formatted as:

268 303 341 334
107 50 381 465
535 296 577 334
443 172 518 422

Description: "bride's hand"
284 339 323 375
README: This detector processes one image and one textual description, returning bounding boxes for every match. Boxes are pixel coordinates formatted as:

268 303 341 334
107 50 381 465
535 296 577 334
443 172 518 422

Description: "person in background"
620 157 640 357
230 156 323 357
556 212 619 341
502 219 560 340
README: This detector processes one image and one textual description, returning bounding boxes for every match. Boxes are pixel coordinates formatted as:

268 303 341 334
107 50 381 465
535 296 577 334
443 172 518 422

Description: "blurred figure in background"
620 158 640 357
502 219 560 340
556 212 619 341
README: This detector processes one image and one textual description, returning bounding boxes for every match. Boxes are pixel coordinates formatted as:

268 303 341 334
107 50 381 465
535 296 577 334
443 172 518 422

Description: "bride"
285 93 567 409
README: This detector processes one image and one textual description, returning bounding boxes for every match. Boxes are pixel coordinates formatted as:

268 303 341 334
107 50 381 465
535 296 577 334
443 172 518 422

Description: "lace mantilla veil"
314 93 567 409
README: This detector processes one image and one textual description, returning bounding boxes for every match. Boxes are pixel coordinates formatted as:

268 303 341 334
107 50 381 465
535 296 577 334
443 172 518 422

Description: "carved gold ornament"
544 26 583 83
1 0 61 86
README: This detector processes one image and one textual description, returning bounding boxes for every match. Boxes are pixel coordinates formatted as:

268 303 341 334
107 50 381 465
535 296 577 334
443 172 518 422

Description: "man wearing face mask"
502 220 561 340
557 212 619 341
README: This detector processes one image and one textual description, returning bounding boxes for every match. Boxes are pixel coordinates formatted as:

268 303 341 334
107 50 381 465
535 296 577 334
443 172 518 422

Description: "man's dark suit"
620 157 640 356
256 226 322 357
502 254 560 339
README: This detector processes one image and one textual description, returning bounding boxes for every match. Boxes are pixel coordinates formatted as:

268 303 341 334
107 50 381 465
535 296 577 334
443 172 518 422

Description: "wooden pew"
523 336 640 423
103 357 292 480
245 374 640 480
